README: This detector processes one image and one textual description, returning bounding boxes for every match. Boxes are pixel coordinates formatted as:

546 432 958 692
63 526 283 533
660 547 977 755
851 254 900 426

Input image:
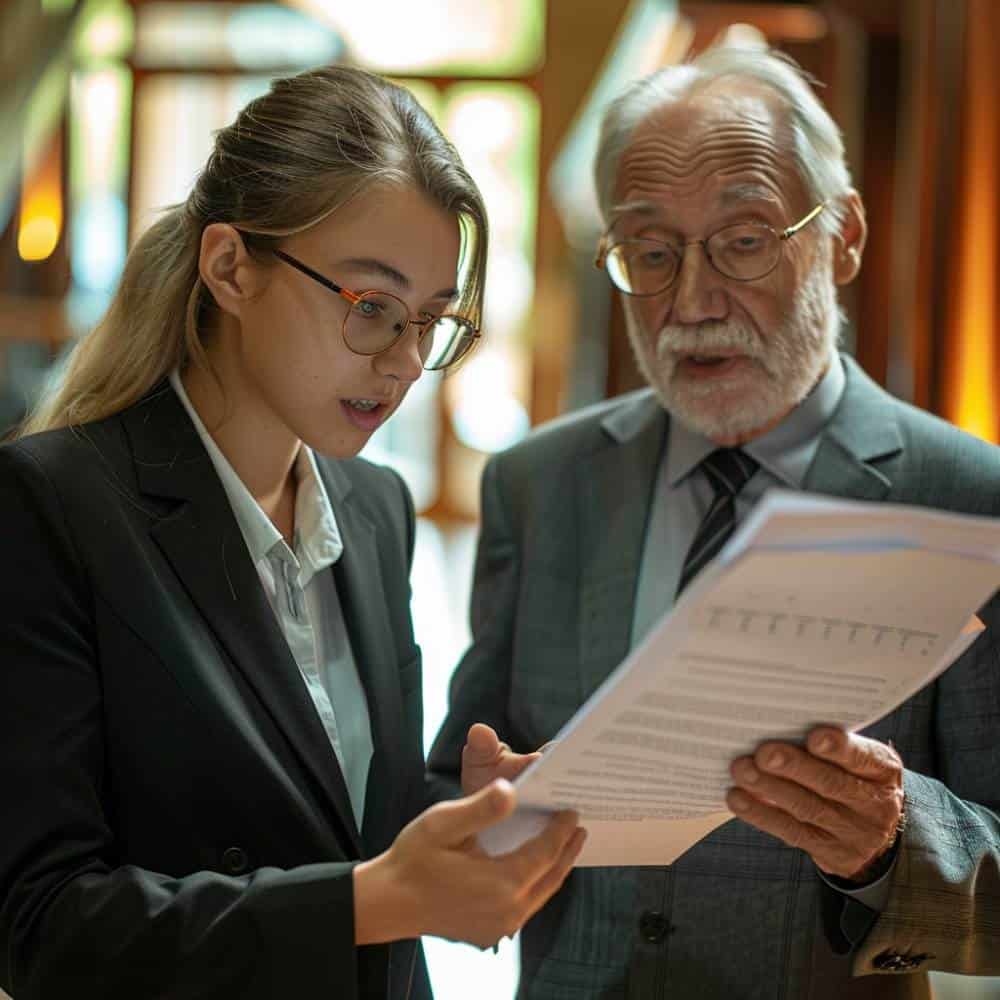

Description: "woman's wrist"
353 851 419 945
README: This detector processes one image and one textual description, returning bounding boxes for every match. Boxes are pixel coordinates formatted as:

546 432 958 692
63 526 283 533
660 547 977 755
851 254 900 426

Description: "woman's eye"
356 300 382 318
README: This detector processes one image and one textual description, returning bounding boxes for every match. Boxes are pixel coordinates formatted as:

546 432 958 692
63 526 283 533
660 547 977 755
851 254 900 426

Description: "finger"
499 810 580 883
726 789 864 877
464 723 504 764
729 760 876 843
494 751 542 782
423 779 517 845
746 744 903 819
805 728 904 783
521 827 587 914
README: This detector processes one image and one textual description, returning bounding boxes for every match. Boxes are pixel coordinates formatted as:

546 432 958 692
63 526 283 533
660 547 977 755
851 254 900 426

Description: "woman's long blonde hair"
19 66 488 437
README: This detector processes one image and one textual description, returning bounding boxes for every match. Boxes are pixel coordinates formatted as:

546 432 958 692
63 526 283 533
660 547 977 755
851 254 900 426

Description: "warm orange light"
18 132 64 262
946 0 998 443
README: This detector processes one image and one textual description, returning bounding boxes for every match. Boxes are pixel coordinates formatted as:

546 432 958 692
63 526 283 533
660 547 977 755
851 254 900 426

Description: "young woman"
0 66 583 1000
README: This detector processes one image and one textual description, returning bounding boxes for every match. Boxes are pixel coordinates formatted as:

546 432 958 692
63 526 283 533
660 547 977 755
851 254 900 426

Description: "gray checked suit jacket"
428 356 1000 1000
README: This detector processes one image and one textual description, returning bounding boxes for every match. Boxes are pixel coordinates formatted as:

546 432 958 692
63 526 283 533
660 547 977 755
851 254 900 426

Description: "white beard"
624 260 843 442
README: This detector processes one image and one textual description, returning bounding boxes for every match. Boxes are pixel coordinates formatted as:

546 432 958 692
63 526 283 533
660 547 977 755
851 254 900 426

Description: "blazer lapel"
577 392 668 702
122 383 364 857
320 464 407 858
804 355 904 501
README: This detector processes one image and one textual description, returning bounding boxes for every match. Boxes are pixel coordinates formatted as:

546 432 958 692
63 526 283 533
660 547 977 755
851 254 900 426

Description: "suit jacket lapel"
122 383 364 857
319 462 406 858
574 360 904 705
804 355 904 501
577 392 668 702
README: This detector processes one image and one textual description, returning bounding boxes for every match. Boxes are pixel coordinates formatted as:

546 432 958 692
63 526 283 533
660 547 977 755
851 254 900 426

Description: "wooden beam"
530 0 634 423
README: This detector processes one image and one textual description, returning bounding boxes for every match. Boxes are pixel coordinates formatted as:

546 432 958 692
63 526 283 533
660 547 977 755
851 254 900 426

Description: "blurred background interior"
1 0 998 997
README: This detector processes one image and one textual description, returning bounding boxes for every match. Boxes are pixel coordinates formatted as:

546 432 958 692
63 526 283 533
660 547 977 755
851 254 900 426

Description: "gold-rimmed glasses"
595 203 827 296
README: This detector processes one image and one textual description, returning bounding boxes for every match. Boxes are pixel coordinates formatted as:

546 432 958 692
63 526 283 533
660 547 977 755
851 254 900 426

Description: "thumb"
463 722 502 764
429 779 517 845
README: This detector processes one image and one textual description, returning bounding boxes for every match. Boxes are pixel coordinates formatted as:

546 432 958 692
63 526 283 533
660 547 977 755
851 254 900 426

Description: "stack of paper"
479 490 1000 867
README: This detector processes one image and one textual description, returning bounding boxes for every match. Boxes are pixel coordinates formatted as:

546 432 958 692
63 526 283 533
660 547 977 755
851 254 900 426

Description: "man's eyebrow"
334 257 458 300
719 184 781 206
608 188 780 225
607 201 660 226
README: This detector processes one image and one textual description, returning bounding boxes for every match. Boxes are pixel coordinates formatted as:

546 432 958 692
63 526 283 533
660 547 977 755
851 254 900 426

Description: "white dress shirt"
169 370 373 830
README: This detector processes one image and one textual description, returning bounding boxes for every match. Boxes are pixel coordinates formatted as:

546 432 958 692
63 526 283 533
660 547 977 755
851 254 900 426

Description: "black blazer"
0 383 433 1000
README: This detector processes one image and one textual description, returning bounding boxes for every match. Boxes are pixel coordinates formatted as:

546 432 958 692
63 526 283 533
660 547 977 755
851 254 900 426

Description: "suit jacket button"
638 910 672 943
221 846 250 875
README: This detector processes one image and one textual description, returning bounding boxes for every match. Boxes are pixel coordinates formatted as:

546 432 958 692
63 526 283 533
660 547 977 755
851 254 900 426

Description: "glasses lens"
344 292 410 355
605 240 680 296
706 224 780 281
420 315 479 371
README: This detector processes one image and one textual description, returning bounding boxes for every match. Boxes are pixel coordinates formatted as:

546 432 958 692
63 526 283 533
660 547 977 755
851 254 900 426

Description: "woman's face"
227 184 462 459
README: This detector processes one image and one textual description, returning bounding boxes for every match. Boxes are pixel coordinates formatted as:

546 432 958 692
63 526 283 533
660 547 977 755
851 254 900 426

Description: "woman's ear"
832 190 868 286
198 224 264 317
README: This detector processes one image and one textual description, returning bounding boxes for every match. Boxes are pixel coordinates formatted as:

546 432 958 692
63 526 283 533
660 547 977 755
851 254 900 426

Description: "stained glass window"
134 2 343 70
131 74 272 240
441 84 538 472
69 66 131 328
75 0 134 62
291 0 544 77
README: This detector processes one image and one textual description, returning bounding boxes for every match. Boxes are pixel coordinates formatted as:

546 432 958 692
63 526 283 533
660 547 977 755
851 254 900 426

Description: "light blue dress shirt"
169 370 373 830
631 356 847 645
629 355 896 909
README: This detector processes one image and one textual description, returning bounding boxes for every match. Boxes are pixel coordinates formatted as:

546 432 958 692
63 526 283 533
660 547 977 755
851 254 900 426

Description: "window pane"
294 0 545 76
440 83 539 514
131 74 272 241
134 2 344 70
70 68 131 292
76 0 134 63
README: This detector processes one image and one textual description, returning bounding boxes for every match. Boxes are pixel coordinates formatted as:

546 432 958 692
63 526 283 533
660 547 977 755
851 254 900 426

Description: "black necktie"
675 448 759 597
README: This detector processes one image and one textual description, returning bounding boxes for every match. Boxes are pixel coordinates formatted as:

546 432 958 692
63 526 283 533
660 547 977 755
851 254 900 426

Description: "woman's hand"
353 779 585 949
460 723 543 796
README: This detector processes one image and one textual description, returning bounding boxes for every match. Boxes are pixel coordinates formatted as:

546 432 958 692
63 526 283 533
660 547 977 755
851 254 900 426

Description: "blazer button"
873 950 932 972
638 910 673 943
220 846 250 876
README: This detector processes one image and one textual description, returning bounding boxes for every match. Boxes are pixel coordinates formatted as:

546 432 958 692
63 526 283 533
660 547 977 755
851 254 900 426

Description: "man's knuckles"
846 734 904 780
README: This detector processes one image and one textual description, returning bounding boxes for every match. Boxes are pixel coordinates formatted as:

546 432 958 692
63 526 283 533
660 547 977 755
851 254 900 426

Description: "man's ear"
832 189 867 286
198 224 264 317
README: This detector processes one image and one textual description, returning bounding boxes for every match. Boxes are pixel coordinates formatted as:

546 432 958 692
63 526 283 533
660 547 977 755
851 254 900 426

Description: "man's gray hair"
594 47 852 234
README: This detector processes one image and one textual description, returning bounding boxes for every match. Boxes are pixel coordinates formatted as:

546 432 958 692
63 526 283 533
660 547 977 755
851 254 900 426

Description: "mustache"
653 322 765 363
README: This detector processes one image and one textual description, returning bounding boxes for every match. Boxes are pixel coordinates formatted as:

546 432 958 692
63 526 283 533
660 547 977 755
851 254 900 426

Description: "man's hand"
461 723 542 796
727 727 904 881
354 779 585 949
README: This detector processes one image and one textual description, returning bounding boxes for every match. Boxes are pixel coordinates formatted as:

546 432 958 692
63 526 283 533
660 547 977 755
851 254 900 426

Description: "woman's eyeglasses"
273 249 481 372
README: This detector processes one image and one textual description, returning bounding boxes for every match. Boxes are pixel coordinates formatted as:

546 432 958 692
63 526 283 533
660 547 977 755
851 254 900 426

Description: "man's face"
609 87 842 445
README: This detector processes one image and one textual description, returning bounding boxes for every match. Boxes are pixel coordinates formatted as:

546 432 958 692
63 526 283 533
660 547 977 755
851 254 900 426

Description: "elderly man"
428 47 1000 999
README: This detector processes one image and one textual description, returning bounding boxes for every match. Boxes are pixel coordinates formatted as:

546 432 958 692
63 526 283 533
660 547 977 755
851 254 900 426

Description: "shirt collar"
293 447 344 579
169 370 343 577
666 353 846 489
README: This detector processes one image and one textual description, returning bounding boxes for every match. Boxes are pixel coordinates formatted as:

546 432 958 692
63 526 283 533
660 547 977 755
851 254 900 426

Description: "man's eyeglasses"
595 203 827 297
273 249 481 372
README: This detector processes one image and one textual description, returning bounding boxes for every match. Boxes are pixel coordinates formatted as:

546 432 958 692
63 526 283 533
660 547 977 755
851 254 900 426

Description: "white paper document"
479 491 1000 867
